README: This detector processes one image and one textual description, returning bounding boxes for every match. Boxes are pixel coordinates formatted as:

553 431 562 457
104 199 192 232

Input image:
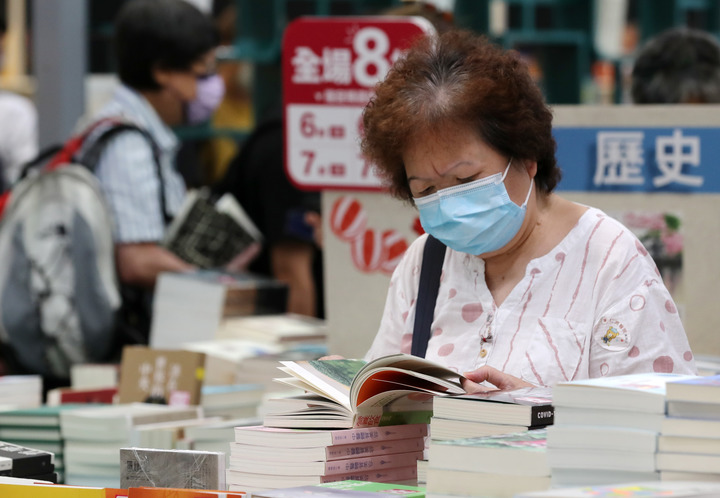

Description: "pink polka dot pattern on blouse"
683 351 693 361
400 333 413 353
433 328 443 336
401 311 409 323
438 343 454 356
449 288 457 299
629 295 646 311
665 300 677 314
628 346 640 358
461 302 484 323
659 321 665 332
653 355 674 373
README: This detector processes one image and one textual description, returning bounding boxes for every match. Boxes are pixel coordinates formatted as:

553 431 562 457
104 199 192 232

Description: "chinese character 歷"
594 131 645 186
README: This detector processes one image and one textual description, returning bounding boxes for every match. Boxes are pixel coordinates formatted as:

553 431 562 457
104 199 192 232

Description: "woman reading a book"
357 30 697 391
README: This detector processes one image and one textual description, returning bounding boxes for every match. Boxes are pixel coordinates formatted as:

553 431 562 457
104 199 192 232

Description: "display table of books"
2 369 720 497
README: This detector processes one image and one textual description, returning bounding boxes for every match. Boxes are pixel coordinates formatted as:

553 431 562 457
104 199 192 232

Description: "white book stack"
0 375 42 410
58 403 203 488
657 374 720 483
176 416 262 466
200 383 265 420
226 424 428 494
548 373 696 488
425 429 550 497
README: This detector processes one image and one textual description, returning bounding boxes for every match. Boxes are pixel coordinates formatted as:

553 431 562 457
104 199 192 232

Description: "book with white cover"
550 468 659 488
661 471 720 482
427 429 549 476
666 375 720 404
216 313 327 344
547 425 658 453
430 416 536 441
59 403 202 442
554 406 665 432
426 467 551 497
656 453 720 474
548 447 656 472
233 423 428 448
659 435 720 455
661 417 720 438
667 400 720 419
553 373 696 413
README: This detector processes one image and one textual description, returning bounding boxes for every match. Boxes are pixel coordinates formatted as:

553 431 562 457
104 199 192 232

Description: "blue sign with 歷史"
553 127 720 193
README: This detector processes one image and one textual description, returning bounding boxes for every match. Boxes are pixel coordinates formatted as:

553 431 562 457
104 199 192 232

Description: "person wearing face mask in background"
359 30 697 392
86 0 259 344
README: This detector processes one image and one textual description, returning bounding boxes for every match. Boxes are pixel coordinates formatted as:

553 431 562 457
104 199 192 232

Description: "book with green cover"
252 479 425 497
264 353 465 429
0 405 88 428
428 429 549 476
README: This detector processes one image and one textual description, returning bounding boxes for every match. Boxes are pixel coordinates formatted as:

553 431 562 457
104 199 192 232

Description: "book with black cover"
432 386 554 428
163 188 263 269
0 441 54 477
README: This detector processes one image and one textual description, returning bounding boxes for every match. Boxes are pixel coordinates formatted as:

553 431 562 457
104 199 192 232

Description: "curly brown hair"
361 29 560 202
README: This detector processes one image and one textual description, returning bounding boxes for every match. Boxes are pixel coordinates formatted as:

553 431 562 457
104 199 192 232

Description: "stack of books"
656 374 720 482
226 424 428 493
420 386 552 487
0 441 56 482
0 405 87 483
215 313 327 348
0 376 42 410
548 372 696 487
176 416 261 466
430 387 554 441
59 403 202 488
200 383 265 420
425 429 551 497
149 270 288 350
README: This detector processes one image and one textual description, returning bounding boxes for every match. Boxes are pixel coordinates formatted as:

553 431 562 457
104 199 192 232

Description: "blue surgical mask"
414 159 533 255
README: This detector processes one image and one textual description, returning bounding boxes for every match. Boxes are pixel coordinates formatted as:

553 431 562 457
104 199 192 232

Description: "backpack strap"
76 121 172 225
411 235 447 358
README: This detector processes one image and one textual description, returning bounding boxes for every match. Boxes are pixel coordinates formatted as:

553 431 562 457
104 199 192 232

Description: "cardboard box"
117 347 205 405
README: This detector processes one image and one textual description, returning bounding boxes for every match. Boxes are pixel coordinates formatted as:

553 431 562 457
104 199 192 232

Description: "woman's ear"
524 159 538 179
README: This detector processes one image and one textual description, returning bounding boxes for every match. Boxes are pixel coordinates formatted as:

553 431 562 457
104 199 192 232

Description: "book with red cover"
226 465 418 491
230 436 426 463
229 450 424 476
46 386 117 405
233 424 428 448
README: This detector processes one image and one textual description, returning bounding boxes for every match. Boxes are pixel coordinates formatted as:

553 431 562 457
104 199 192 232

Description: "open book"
163 189 263 269
263 353 466 429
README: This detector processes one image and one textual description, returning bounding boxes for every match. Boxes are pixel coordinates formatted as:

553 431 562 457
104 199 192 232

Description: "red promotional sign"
283 17 435 191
